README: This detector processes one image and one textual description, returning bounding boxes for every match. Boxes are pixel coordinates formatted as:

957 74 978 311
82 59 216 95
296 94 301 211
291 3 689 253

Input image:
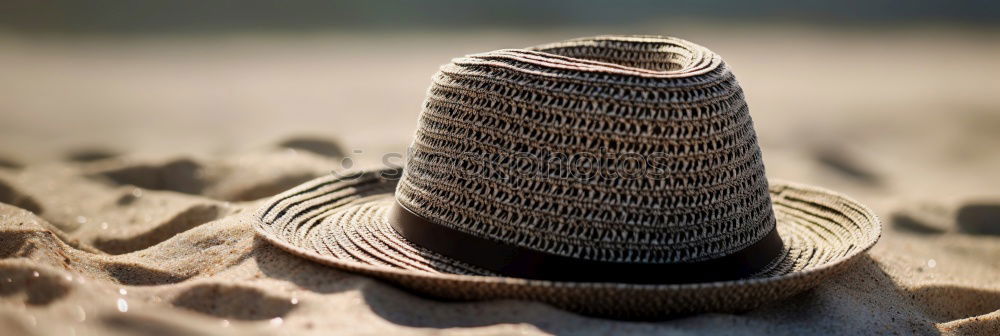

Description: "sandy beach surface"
1 27 999 335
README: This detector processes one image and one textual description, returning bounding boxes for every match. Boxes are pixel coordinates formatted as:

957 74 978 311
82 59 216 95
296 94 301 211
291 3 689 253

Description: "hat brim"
253 169 881 319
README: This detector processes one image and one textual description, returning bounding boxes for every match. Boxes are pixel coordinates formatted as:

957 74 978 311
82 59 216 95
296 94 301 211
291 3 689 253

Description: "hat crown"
395 35 775 264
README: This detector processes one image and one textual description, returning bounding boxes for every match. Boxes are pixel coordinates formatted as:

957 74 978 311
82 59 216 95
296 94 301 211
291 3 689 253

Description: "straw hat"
254 35 881 319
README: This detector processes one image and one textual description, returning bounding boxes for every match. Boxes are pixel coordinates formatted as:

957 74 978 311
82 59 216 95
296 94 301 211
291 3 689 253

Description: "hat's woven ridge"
395 35 773 263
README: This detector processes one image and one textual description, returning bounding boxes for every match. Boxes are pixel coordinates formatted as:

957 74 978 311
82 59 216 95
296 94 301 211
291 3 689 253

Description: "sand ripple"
0 140 998 335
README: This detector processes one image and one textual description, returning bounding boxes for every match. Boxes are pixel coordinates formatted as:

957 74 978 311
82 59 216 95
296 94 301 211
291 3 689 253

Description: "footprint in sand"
956 202 1000 236
0 264 72 305
891 201 951 235
93 204 222 254
907 285 1000 324
64 148 120 163
0 177 43 215
0 155 22 170
90 158 205 195
102 262 190 285
87 153 329 202
812 146 883 187
170 283 297 320
277 136 346 158
892 199 1000 236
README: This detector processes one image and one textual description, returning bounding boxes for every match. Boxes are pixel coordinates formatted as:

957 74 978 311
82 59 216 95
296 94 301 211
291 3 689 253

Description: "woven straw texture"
253 36 881 319
396 35 770 263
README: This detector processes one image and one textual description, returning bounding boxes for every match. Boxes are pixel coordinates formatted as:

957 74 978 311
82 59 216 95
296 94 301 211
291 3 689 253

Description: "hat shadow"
356 282 663 333
356 254 967 334
356 285 724 332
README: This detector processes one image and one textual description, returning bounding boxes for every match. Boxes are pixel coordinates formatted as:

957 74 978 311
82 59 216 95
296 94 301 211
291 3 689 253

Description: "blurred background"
1 1 999 208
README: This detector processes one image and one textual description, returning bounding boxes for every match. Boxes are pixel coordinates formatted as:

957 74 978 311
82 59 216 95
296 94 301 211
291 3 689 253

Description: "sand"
1 27 999 335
